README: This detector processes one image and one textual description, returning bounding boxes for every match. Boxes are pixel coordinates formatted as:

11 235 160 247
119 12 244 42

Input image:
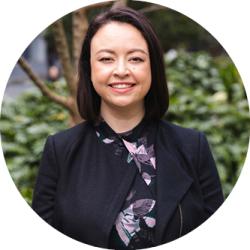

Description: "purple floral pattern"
115 199 156 246
95 121 157 249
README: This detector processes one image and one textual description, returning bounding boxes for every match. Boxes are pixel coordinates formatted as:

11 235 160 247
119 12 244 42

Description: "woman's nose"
113 60 130 78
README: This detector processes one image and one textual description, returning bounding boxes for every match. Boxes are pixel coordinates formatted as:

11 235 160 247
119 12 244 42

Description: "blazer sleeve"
198 132 224 214
32 135 59 225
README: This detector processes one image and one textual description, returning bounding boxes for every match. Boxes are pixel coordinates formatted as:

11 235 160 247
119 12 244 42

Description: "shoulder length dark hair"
77 6 169 124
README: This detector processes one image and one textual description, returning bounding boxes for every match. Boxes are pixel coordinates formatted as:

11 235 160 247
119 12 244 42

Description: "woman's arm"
32 136 59 225
198 132 224 214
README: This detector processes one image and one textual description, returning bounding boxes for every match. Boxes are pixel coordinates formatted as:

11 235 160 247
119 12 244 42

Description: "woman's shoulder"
158 119 206 153
159 119 201 140
49 121 92 146
157 120 211 168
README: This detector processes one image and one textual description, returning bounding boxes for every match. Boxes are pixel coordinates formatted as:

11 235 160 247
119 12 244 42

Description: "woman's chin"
111 102 135 109
101 96 144 112
111 100 141 109
104 98 139 109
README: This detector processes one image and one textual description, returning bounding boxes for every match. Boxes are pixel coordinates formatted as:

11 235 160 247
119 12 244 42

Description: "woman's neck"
100 102 145 133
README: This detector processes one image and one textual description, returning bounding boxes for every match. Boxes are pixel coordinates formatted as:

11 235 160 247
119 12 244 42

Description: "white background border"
0 0 249 249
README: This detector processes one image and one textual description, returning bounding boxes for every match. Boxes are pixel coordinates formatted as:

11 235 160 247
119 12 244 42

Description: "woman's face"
90 21 151 113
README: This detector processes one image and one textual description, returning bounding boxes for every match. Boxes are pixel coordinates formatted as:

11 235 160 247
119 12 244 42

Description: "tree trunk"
72 8 89 70
18 0 128 128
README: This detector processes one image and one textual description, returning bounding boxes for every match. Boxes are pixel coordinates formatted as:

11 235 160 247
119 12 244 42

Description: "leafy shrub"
165 50 250 196
0 50 249 204
0 81 69 204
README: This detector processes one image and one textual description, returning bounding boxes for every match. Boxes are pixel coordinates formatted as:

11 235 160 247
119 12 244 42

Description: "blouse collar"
95 117 150 143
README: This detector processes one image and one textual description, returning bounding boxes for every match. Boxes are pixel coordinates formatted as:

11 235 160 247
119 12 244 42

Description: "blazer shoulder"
158 119 209 160
159 119 201 144
48 121 92 151
42 121 95 168
52 120 89 139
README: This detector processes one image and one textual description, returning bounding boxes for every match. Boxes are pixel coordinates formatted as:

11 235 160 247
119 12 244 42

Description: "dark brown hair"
77 6 169 123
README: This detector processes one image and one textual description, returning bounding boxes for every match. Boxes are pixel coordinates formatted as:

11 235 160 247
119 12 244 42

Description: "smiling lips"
108 82 136 93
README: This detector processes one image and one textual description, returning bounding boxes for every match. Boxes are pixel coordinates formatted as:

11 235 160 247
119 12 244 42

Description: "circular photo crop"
0 1 249 249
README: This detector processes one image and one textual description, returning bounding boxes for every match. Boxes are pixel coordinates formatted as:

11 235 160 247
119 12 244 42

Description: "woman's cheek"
98 65 114 77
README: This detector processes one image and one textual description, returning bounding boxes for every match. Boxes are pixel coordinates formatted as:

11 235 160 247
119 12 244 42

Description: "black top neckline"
96 117 150 142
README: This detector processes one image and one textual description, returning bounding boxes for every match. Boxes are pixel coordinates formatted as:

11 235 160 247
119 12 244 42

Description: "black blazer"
32 120 224 248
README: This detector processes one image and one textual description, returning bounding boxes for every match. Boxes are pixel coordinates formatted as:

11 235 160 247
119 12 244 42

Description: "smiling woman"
32 6 224 250
90 21 151 132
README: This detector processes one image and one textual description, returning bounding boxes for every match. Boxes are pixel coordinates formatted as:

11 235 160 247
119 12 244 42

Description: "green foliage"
0 81 69 204
165 50 250 197
0 51 249 204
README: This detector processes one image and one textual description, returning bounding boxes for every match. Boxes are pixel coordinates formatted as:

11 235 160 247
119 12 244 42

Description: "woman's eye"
130 57 144 62
99 57 113 63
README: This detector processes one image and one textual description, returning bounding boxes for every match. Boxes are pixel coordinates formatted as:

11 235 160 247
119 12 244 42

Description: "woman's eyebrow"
96 49 116 55
96 48 148 55
127 49 148 55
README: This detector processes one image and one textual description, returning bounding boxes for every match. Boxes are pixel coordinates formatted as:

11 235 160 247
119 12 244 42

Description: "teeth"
111 84 133 89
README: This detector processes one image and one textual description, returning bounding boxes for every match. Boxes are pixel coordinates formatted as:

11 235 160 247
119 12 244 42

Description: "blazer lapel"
155 123 193 244
93 138 138 247
102 160 138 247
69 127 139 248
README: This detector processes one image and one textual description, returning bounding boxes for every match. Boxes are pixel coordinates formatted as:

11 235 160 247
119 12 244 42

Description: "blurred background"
0 0 249 204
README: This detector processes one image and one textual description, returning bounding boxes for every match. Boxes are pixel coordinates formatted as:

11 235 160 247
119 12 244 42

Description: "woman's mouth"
108 82 136 93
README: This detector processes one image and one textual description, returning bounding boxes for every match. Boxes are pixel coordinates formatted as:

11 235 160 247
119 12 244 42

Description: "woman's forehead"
91 21 148 52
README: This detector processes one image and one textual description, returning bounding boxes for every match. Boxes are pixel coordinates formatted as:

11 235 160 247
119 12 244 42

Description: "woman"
32 6 224 249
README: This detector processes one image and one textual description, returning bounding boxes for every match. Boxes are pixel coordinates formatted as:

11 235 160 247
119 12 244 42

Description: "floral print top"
95 118 158 249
